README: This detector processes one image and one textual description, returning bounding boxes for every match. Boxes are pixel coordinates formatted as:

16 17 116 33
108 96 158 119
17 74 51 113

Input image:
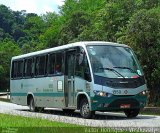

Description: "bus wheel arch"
27 94 34 106
77 94 88 110
77 94 95 119
27 94 37 112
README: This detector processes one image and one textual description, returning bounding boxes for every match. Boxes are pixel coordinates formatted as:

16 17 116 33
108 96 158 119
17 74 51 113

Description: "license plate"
120 104 130 108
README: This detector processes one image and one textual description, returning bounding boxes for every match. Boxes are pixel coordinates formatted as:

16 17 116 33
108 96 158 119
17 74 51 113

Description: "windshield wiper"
99 67 125 79
113 66 141 76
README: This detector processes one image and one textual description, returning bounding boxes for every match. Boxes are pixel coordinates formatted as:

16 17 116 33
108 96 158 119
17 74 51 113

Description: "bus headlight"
139 90 148 96
93 91 112 97
93 91 106 97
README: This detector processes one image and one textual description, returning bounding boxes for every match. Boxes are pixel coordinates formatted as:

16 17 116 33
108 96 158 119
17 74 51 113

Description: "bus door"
65 50 76 107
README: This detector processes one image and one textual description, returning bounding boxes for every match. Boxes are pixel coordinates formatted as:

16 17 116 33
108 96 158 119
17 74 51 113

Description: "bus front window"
87 45 143 79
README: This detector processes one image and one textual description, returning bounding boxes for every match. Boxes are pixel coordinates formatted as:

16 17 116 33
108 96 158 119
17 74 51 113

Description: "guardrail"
0 92 10 99
0 92 7 95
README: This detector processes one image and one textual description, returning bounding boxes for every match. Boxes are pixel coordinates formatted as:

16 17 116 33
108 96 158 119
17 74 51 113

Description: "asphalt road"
0 101 160 132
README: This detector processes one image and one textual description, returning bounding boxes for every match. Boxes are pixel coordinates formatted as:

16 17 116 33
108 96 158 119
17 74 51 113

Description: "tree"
0 5 15 34
119 8 160 104
59 11 91 44
0 39 21 90
40 12 62 47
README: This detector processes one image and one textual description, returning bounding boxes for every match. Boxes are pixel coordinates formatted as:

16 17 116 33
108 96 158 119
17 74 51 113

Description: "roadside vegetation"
0 113 82 133
0 113 77 127
140 108 160 116
0 113 140 133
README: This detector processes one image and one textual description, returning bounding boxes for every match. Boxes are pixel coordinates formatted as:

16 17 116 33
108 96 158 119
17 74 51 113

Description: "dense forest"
0 0 160 105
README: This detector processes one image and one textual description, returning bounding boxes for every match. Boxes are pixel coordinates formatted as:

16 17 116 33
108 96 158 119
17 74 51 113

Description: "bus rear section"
10 43 94 118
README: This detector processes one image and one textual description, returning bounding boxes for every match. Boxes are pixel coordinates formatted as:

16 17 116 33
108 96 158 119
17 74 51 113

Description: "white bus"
10 41 147 118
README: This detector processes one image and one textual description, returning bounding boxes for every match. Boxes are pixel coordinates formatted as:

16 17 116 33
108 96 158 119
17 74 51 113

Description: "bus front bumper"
90 95 147 111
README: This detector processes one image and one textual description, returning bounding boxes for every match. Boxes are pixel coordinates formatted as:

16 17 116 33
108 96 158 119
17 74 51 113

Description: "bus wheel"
29 98 37 112
80 98 95 119
124 109 140 118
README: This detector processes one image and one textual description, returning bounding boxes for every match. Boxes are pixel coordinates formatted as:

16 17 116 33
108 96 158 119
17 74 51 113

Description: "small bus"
10 41 147 118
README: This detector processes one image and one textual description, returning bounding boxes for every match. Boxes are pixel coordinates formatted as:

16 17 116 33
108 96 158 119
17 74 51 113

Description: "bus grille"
106 79 144 88
108 98 140 108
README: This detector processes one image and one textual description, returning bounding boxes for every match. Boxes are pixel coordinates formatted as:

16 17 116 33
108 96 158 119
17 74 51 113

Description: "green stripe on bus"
34 93 64 97
11 93 27 96
11 93 64 97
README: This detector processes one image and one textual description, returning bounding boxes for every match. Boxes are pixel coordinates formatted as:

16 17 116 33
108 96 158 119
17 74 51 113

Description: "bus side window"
35 57 39 76
24 58 32 77
55 53 63 75
39 56 46 76
48 53 55 75
17 60 23 78
11 61 17 79
35 56 46 76
84 56 91 82
31 58 35 77
75 53 84 78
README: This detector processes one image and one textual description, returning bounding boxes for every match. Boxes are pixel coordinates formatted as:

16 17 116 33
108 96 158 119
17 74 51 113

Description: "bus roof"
12 41 129 60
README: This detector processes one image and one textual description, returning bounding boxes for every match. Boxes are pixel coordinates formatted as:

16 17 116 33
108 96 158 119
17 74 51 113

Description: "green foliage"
0 114 140 133
59 11 91 44
24 14 46 37
41 12 62 47
0 39 21 89
119 7 160 103
0 113 78 127
0 5 15 34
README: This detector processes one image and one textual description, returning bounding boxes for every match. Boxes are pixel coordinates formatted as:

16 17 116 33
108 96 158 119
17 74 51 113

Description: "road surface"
0 101 160 132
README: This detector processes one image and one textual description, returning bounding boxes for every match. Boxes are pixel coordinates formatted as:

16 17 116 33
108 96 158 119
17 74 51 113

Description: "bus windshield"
87 45 143 79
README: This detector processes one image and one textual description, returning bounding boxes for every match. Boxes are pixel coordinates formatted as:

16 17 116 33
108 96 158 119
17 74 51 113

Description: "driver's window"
75 47 91 82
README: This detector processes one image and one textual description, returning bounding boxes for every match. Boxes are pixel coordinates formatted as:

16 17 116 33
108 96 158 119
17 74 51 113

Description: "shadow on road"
17 108 156 120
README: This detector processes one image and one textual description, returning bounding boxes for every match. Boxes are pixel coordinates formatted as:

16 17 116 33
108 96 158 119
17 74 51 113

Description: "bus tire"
124 109 140 118
29 97 38 112
80 98 95 119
